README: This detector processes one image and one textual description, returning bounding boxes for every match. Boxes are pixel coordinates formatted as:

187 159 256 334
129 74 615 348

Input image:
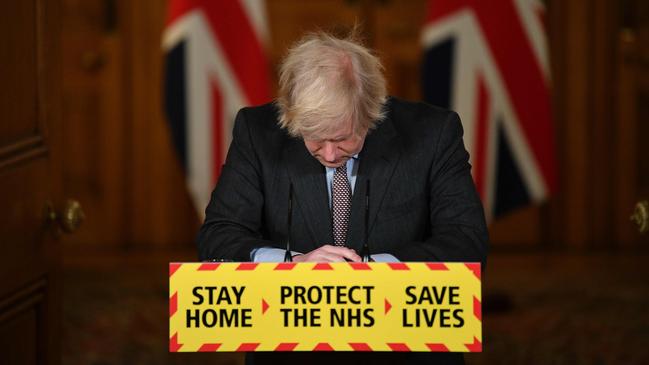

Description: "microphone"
360 179 371 262
284 183 293 262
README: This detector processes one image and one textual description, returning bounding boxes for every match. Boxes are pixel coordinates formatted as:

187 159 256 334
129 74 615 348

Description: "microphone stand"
284 184 293 262
360 179 371 262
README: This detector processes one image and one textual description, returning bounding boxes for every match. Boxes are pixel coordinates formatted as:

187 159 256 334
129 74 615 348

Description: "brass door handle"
46 199 85 234
630 200 649 234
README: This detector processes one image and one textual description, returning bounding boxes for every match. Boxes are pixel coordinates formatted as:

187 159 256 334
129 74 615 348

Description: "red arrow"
262 298 269 314
384 298 392 314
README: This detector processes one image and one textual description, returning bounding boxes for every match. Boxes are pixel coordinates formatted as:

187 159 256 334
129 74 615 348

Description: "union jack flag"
421 0 557 221
163 0 271 216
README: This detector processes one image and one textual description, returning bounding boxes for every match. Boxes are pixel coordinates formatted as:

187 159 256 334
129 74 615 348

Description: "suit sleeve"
196 109 274 262
389 112 489 267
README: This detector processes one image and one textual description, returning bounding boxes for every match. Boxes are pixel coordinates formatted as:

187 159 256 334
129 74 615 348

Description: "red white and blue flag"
421 0 556 221
163 0 271 216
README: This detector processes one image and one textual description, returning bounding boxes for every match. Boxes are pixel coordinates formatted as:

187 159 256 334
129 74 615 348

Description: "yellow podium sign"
169 262 481 352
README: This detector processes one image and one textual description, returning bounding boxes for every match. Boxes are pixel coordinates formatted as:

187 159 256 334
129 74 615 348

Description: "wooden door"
60 0 200 251
615 2 649 246
60 0 129 250
0 1 63 364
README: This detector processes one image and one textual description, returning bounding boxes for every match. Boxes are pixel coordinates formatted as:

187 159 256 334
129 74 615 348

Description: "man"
197 31 488 364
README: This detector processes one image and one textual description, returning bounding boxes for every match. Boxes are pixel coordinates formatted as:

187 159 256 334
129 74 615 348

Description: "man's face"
303 121 366 168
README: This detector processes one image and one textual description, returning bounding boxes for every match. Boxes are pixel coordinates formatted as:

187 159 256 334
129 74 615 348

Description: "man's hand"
292 245 361 262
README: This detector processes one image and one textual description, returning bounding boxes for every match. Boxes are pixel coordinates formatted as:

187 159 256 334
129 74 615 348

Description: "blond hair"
276 31 387 138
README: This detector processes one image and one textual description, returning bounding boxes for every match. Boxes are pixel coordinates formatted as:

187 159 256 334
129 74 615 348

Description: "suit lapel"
346 117 401 252
283 137 333 249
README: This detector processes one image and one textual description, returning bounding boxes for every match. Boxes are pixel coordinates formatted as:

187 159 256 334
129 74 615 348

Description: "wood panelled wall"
60 0 649 251
547 0 649 249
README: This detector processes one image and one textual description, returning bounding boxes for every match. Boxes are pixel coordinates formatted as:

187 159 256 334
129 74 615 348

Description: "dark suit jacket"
198 97 487 264
196 97 488 364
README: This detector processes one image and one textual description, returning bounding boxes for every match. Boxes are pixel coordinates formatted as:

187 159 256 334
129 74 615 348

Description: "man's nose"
322 142 336 162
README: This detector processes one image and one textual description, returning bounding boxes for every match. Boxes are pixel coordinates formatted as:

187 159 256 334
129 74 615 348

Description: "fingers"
293 245 362 262
318 245 361 262
292 251 343 262
329 246 362 262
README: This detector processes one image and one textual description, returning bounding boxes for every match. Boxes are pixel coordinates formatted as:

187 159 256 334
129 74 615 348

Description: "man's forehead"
303 121 354 141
